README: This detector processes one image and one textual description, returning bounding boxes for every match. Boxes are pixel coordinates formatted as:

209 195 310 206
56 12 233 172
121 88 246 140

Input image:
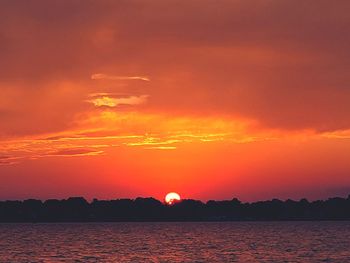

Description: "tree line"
0 195 349 222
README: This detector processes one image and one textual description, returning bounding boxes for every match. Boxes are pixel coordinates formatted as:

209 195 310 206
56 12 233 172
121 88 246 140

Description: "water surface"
0 222 349 262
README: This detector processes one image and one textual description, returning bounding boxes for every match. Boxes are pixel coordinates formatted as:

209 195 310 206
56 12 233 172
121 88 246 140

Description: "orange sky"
0 1 350 201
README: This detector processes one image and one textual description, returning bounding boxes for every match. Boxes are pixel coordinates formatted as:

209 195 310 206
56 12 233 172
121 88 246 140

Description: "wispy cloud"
321 129 350 139
0 156 21 165
125 138 180 147
1 111 330 165
91 73 150 82
86 95 149 107
45 148 104 157
147 146 177 150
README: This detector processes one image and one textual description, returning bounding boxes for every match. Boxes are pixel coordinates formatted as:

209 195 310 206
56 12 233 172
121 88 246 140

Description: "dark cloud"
0 0 349 134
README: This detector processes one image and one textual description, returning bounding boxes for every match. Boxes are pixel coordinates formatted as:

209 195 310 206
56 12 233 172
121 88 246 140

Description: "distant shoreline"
1 220 350 223
1 195 350 223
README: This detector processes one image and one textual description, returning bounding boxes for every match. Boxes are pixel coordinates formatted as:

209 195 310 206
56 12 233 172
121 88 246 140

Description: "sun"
165 192 181 205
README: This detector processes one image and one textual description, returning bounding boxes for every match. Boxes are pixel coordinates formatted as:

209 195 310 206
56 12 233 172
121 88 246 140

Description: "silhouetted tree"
0 194 349 222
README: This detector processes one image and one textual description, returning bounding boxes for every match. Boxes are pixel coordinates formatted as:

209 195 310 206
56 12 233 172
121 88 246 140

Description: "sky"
0 0 350 201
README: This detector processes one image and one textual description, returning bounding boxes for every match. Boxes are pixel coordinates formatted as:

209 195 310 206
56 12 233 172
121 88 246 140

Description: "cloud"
86 95 149 107
1 1 350 135
0 160 17 165
0 112 265 164
321 129 350 139
0 109 349 166
147 146 177 150
47 148 104 157
0 1 350 135
125 138 180 147
91 73 150 82
0 156 21 165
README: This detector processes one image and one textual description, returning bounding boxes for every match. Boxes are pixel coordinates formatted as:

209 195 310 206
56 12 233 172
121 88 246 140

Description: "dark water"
0 222 349 262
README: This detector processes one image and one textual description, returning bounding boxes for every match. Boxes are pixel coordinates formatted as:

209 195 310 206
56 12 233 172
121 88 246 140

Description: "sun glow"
165 192 181 205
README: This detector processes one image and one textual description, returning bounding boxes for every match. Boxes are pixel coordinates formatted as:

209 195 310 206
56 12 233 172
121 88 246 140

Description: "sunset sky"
1 0 350 201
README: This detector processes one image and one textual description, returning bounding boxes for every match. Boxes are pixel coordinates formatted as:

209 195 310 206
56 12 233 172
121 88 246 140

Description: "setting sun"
165 192 181 205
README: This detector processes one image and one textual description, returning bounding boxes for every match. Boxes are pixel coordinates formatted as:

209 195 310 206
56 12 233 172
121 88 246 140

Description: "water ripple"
0 222 349 262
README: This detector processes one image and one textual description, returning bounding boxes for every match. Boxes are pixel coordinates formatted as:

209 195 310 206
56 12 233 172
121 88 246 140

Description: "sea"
0 222 349 262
